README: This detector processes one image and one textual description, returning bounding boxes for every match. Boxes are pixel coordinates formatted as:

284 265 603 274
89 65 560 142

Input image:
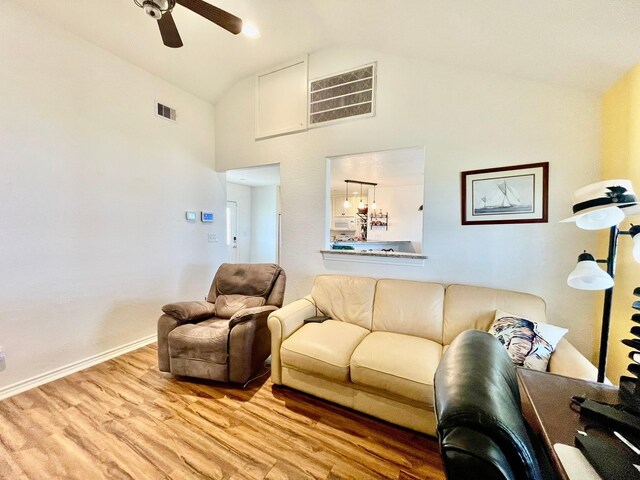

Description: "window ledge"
320 250 426 266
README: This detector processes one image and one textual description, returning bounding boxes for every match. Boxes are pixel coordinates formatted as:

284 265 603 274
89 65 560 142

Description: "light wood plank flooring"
0 345 445 479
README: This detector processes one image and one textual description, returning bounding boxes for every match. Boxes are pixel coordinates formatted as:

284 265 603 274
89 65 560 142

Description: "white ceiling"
226 164 280 187
329 147 424 195
11 0 640 104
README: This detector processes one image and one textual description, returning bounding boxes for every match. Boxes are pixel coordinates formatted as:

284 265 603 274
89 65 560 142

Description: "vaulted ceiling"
11 0 640 104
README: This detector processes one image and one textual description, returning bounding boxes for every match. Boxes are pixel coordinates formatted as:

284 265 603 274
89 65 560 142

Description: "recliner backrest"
206 263 286 318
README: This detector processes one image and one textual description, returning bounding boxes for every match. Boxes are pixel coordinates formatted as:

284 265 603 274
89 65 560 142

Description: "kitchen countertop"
331 240 412 244
330 240 417 254
320 249 426 259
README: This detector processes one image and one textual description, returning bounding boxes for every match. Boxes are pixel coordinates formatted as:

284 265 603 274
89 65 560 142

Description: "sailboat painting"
473 175 534 215
461 162 549 225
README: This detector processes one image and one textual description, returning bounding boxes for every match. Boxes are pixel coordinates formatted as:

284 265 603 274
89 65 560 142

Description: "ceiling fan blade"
176 0 242 34
158 11 183 48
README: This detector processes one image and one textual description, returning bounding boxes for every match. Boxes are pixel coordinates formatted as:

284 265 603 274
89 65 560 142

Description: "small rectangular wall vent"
156 102 177 121
309 63 376 127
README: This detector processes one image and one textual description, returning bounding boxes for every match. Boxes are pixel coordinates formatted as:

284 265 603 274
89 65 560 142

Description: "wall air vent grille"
309 63 376 127
156 102 177 122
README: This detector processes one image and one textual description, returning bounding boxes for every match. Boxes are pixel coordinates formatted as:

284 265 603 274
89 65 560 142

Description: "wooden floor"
0 345 445 479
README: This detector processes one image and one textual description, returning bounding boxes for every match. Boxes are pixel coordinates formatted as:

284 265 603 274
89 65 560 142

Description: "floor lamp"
562 179 640 383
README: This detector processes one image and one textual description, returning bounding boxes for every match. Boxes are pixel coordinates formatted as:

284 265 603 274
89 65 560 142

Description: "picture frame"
461 162 549 225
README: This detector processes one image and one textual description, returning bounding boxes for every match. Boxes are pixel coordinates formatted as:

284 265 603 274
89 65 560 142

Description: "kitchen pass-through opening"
326 147 425 254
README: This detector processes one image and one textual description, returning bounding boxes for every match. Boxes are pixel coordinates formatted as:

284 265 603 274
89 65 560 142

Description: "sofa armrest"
267 296 317 384
161 301 216 323
548 338 599 382
229 305 278 328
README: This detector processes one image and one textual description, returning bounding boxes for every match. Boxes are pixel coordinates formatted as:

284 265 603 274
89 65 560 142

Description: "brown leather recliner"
157 263 286 384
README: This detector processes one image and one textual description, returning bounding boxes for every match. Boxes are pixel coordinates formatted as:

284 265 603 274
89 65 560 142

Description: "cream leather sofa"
267 275 596 436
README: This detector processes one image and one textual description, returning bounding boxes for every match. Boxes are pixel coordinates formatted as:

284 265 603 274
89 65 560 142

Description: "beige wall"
0 3 225 393
215 47 602 357
601 65 640 384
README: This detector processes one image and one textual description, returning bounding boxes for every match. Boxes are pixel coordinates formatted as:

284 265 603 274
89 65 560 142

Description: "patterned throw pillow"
488 310 568 371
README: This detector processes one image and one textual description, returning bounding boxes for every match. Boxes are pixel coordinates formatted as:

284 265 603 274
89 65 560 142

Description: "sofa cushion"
281 320 369 382
350 332 442 406
372 279 444 342
311 275 376 330
442 284 547 345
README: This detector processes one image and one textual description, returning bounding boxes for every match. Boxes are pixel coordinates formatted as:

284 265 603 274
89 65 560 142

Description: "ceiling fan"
133 0 243 48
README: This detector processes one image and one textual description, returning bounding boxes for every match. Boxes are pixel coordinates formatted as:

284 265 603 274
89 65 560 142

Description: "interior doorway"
225 164 281 264
226 201 238 263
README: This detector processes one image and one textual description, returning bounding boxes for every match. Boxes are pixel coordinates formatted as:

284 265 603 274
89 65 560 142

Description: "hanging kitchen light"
371 184 377 210
343 181 350 209
358 183 365 209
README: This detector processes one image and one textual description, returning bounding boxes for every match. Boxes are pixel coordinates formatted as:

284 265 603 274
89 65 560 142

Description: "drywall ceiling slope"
10 0 640 103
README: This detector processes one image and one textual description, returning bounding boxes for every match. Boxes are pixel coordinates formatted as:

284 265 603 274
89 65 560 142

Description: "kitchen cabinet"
331 194 360 217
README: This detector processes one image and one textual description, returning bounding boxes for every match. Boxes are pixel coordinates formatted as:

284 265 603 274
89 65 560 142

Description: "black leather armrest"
441 428 516 480
434 330 544 480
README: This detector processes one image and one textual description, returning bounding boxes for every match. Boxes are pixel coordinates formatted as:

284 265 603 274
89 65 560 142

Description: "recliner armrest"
161 301 216 323
229 305 278 328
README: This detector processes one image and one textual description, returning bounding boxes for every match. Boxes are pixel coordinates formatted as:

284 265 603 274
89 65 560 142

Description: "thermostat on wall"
201 212 214 223
185 211 197 221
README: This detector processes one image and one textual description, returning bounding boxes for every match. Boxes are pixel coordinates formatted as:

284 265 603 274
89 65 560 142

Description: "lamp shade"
567 252 614 290
561 179 637 228
575 205 625 230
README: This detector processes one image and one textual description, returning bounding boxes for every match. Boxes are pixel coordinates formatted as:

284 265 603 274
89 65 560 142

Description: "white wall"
226 183 252 263
0 3 226 392
215 47 601 357
250 186 278 263
367 185 423 250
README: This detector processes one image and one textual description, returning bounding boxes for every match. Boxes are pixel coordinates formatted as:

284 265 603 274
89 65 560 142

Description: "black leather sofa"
434 330 549 480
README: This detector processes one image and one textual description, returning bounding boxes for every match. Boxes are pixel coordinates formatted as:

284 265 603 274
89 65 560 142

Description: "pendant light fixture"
343 179 377 210
343 181 350 209
371 184 377 210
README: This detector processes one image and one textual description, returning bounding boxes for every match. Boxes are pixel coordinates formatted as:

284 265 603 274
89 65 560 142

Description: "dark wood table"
517 368 620 479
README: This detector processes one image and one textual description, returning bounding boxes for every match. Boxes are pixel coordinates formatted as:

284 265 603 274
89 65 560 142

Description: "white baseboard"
0 334 157 401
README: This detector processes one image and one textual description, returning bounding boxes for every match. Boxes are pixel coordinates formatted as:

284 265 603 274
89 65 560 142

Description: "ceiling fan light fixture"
241 21 260 39
136 0 171 20
144 5 161 18
134 0 242 48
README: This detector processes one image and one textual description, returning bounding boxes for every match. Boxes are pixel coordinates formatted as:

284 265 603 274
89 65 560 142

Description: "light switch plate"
185 211 197 221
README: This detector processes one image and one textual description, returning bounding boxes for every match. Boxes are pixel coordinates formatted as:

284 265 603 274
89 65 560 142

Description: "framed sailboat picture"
461 162 549 225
